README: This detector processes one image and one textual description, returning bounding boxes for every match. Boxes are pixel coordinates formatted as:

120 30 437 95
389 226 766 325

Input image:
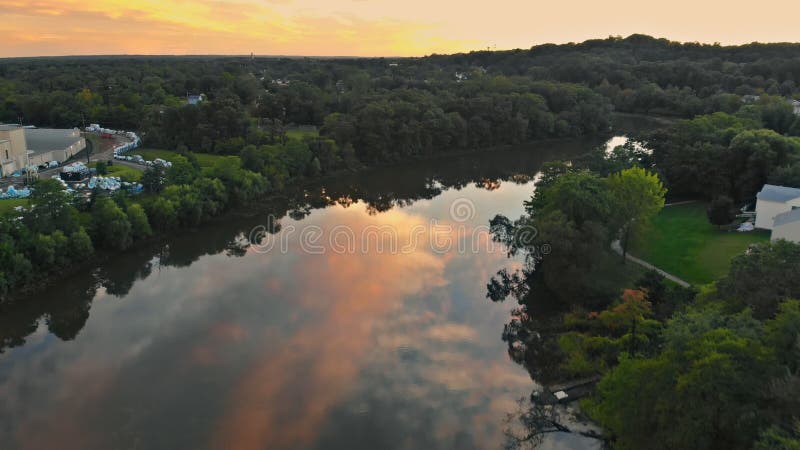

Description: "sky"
2 0 800 57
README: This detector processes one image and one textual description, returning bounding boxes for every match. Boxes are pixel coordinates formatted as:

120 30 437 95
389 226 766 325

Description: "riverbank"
2 115 673 303
0 158 585 450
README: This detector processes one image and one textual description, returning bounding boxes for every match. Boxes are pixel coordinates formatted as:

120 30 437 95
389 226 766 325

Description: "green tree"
192 177 228 219
146 197 178 231
606 167 666 260
727 130 800 201
91 197 132 250
490 170 623 305
587 309 776 450
166 155 200 185
770 162 800 188
141 166 166 194
164 185 203 227
207 157 265 204
30 233 56 269
526 171 615 226
754 425 800 450
67 227 94 260
765 299 800 372
707 195 737 228
717 240 800 319
26 179 79 234
757 95 797 134
534 210 613 301
126 203 152 240
95 161 108 175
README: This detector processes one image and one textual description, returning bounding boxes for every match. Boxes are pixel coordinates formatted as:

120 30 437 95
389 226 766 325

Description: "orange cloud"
3 0 798 57
0 0 469 56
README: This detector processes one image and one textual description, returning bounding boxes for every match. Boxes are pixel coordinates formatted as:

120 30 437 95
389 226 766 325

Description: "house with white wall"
772 209 800 242
0 125 85 176
755 185 800 230
755 184 800 242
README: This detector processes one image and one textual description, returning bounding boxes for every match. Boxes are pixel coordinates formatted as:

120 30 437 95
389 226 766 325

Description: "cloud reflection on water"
0 170 599 450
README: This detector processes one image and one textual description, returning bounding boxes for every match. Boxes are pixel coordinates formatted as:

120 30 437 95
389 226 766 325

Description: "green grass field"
286 127 319 140
0 198 29 215
135 149 235 168
631 202 770 285
92 162 143 182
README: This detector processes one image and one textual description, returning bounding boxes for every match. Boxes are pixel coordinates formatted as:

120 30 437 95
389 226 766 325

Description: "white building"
772 209 800 242
24 128 86 167
0 125 28 177
0 124 85 177
755 185 800 230
755 184 800 242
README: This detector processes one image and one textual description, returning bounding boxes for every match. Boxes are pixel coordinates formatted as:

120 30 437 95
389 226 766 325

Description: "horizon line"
4 34 800 60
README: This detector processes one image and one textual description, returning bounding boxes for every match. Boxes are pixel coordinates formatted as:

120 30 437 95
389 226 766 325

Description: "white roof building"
755 184 800 242
772 208 800 242
0 125 85 177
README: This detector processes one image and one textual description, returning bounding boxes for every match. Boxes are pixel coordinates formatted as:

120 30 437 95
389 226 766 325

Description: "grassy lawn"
135 149 236 168
91 162 143 182
0 198 29 215
630 202 770 285
286 127 318 140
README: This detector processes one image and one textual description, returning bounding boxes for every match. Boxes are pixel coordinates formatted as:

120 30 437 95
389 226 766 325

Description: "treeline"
319 80 610 163
0 125 356 298
138 78 612 164
430 34 800 117
491 164 800 450
3 34 800 165
0 150 268 298
0 53 611 166
627 96 800 208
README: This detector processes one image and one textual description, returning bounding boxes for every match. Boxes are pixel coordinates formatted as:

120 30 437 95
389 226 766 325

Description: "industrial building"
0 125 86 177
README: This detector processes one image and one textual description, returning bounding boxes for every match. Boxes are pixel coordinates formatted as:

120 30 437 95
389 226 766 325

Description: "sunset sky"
2 0 799 57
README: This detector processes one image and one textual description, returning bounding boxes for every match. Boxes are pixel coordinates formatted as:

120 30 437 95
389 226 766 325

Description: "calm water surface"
0 132 644 450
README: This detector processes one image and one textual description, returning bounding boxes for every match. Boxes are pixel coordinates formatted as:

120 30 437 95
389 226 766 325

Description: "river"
0 122 657 450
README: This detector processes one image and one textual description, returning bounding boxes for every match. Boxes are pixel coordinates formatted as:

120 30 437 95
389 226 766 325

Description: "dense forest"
2 34 800 164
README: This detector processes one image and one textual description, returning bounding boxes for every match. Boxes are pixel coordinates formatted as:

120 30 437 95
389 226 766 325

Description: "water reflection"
0 132 641 450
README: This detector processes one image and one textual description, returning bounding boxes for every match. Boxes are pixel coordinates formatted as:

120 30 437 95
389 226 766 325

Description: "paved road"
611 240 691 288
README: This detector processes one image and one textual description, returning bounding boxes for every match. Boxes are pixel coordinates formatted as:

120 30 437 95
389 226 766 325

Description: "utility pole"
85 133 92 164
25 150 31 186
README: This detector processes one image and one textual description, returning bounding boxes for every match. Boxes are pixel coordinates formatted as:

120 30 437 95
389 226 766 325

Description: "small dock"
535 375 602 404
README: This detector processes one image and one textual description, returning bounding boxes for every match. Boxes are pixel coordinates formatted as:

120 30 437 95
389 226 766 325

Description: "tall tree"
606 167 666 261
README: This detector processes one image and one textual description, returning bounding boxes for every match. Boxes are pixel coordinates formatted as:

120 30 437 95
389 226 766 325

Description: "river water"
0 125 653 449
